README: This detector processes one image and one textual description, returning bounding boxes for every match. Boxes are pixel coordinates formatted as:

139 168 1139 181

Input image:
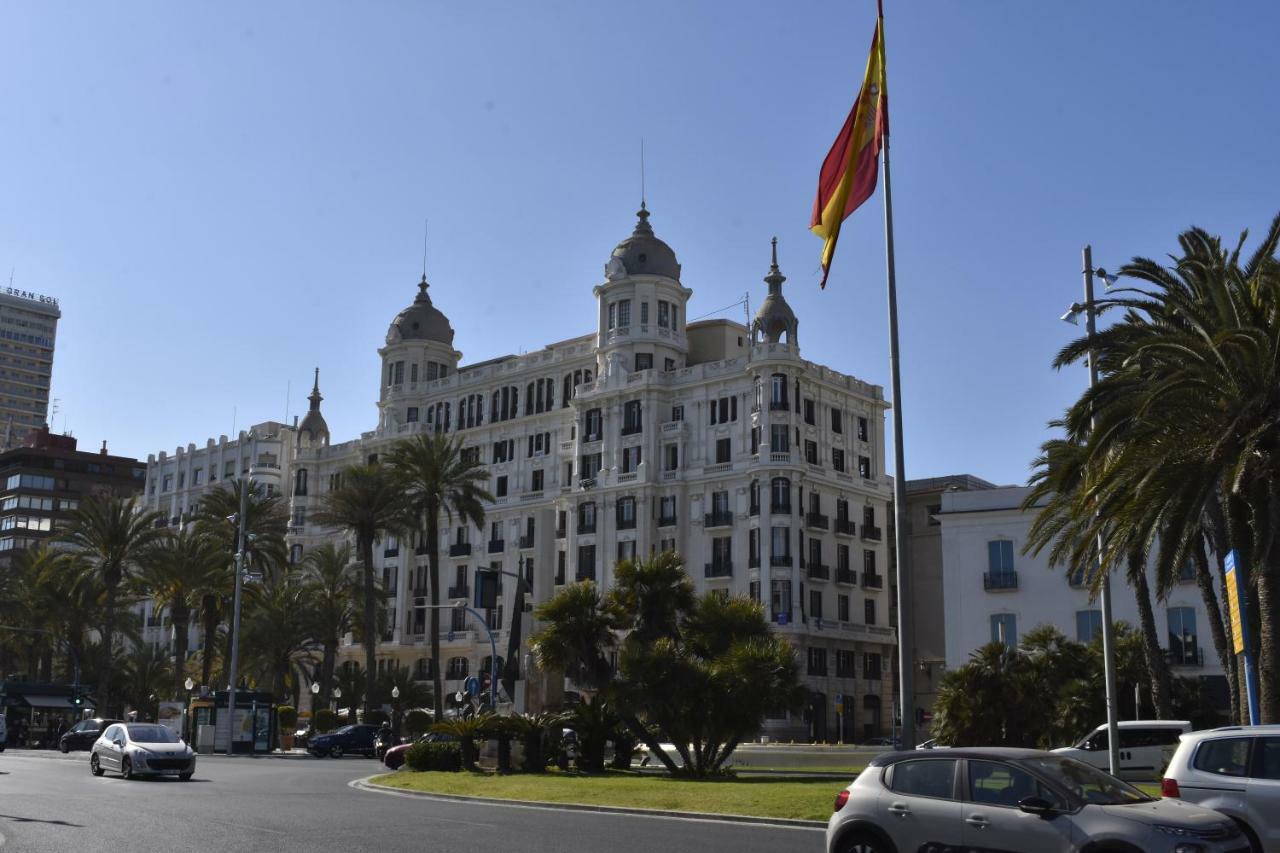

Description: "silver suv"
827 747 1248 853
1162 725 1280 853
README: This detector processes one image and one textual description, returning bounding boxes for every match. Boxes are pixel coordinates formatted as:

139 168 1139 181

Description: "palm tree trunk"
428 514 444 722
172 604 191 699
200 595 219 687
1128 549 1173 718
361 534 377 717
1194 536 1238 722
321 639 337 709
1257 549 1280 723
100 582 118 717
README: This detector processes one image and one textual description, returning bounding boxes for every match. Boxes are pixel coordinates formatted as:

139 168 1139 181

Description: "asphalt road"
0 750 825 852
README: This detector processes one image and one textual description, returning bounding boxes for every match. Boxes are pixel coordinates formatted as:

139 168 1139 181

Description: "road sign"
465 676 479 697
447 631 455 642
1225 550 1260 725
776 613 788 626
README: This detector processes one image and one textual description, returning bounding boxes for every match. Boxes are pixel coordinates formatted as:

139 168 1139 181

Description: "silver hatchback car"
827 747 1248 853
90 723 196 780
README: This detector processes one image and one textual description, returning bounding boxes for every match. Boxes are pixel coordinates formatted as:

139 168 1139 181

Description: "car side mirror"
1017 797 1055 819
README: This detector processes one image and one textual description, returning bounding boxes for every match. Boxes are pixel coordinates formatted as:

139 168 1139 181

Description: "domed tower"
378 275 461 429
297 367 330 449
751 238 799 349
593 204 693 378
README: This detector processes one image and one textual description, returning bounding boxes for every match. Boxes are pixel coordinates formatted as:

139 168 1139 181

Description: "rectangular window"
864 598 876 626
836 649 856 677
805 440 818 465
769 424 789 453
1076 609 1103 643
496 476 508 498
658 300 670 328
556 550 567 585
531 469 544 492
831 409 843 433
987 540 1015 574
664 444 678 471
634 353 652 371
771 526 790 561
410 363 419 383
607 302 616 330
804 399 815 425
771 579 792 622
715 438 731 464
622 445 641 473
617 299 631 327
406 407 419 422
807 647 827 676
671 405 683 422
857 417 869 442
1168 606 1198 665
664 358 675 372
640 302 649 324
858 456 872 478
991 613 1017 647
617 539 637 562
577 544 596 580
748 527 759 566
616 496 637 529
622 400 642 434
584 409 603 441
658 495 677 524
863 653 882 680
838 594 850 622
809 589 823 620
832 448 845 472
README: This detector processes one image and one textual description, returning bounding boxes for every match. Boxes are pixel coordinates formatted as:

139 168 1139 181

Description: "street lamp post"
1063 246 1121 777
224 468 253 754
425 600 499 714
332 686 342 717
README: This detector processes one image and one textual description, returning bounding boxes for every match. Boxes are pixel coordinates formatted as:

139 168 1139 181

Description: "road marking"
349 778 824 832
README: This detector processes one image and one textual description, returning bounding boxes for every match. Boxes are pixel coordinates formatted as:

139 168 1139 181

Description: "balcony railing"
415 544 429 556
449 543 472 557
983 571 1019 591
835 518 856 536
704 561 733 578
488 539 505 554
555 526 566 539
770 554 793 568
861 525 882 542
657 515 677 528
620 423 643 436
578 520 597 535
383 547 399 558
575 568 596 582
771 502 792 515
805 512 829 531
807 563 830 581
748 555 760 568
447 584 469 599
519 534 535 549
769 400 790 411
579 478 597 491
836 567 856 585
749 503 760 517
769 452 791 464
704 510 734 528
861 573 884 590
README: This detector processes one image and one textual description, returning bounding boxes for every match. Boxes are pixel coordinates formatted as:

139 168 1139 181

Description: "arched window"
413 658 434 681
770 374 788 408
771 477 792 513
480 655 505 675
446 657 469 680
294 468 307 496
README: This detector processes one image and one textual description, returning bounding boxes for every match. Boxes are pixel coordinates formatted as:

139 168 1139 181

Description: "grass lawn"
369 769 849 822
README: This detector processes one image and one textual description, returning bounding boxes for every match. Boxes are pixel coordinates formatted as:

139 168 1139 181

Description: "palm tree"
529 581 621 689
59 495 165 716
135 528 225 697
1045 214 1280 719
376 664 433 736
310 463 409 716
386 434 490 722
608 551 695 644
299 542 357 710
334 663 367 723
118 645 173 717
241 573 317 701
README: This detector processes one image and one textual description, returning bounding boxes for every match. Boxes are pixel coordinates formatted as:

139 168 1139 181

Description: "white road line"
349 778 825 832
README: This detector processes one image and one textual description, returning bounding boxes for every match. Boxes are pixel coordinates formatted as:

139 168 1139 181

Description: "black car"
307 724 381 758
60 718 124 753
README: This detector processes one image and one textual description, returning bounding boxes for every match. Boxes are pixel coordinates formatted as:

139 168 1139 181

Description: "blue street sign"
465 676 480 697
777 613 788 626
447 631 455 642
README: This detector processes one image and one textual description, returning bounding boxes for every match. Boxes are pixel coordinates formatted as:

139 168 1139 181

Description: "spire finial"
770 236 779 271
764 237 786 292
421 218 429 282
640 137 646 208
308 367 323 410
633 202 653 236
312 367 320 393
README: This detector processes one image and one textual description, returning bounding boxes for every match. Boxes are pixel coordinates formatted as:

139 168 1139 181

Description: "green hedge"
404 710 432 738
313 709 337 732
364 709 389 726
277 706 298 730
405 741 462 772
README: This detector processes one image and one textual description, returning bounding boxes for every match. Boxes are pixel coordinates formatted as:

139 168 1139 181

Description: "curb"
350 776 827 830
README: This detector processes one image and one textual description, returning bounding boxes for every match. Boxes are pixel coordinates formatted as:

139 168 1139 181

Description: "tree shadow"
0 813 85 828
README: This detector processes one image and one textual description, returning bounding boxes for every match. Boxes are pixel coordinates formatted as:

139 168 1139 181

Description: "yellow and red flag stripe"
810 3 888 289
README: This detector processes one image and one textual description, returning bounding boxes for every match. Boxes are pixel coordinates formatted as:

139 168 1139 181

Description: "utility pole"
224 472 251 753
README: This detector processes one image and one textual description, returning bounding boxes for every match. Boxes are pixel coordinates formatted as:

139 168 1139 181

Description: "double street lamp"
1061 246 1121 778
225 452 267 753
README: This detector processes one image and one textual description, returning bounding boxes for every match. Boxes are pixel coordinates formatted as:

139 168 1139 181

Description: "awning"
19 695 77 709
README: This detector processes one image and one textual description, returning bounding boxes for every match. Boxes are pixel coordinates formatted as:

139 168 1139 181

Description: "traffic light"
71 693 83 708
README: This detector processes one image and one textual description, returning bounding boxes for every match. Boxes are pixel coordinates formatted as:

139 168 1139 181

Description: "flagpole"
879 32 914 752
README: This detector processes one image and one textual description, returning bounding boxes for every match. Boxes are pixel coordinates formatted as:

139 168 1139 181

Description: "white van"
1053 720 1191 780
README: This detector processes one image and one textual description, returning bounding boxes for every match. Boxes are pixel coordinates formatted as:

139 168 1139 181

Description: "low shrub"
405 741 462 772
403 710 432 738
313 708 337 733
364 709 389 726
277 706 298 731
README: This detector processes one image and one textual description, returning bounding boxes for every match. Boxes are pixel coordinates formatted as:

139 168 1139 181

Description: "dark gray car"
827 747 1248 853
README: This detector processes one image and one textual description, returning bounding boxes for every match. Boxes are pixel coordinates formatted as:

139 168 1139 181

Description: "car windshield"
126 725 181 744
1016 756 1153 805
333 725 355 734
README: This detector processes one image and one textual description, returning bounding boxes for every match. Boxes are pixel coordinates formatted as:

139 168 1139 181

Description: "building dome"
297 368 330 448
607 204 681 280
752 238 798 345
388 277 455 345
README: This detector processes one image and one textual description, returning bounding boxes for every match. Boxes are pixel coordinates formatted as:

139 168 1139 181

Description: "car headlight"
132 752 148 766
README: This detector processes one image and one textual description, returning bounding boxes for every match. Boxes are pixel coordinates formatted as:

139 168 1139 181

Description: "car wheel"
179 773 193 782
839 831 892 853
121 757 134 780
59 740 70 754
1231 819 1262 853
90 754 103 776
329 745 343 759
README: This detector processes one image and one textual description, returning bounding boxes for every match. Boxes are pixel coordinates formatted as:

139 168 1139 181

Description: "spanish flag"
811 3 887 289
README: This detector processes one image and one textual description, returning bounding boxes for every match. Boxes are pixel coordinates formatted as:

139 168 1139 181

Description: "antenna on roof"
7 268 13 288
422 219 429 281
284 379 291 427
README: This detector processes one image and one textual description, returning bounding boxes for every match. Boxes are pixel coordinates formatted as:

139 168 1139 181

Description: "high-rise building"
0 288 60 447
145 206 897 741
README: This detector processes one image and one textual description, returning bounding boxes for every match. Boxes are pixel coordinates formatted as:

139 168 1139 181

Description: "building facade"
0 289 60 448
939 485 1225 702
0 425 144 568
146 207 898 741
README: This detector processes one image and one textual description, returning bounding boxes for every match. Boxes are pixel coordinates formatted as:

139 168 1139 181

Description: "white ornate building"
144 205 897 741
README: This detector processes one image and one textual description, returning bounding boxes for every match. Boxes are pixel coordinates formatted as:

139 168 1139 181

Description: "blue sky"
2 1 1276 484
